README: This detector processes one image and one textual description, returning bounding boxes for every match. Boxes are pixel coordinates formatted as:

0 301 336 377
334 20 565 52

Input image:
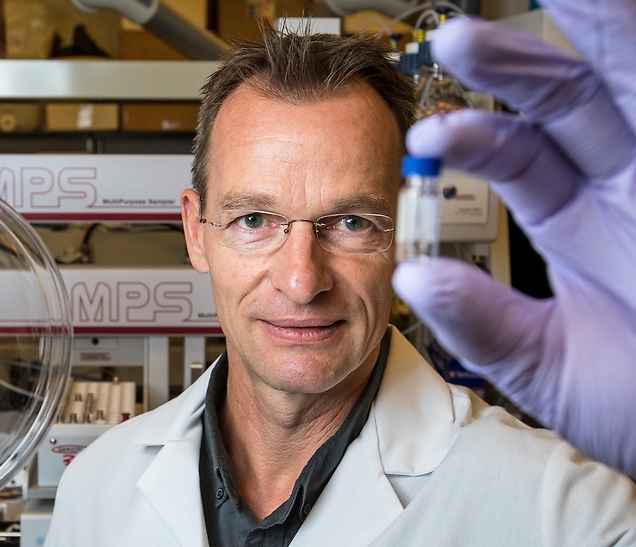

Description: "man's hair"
191 23 416 209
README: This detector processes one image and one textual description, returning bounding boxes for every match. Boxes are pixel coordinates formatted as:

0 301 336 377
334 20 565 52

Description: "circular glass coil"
0 199 72 489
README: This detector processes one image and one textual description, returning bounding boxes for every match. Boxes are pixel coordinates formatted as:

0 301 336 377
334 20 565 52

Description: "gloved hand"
392 0 636 478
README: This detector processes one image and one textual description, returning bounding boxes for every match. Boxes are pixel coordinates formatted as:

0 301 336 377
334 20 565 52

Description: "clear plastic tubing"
396 155 442 262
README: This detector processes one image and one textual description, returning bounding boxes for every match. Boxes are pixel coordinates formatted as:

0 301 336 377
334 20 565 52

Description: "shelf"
0 60 222 101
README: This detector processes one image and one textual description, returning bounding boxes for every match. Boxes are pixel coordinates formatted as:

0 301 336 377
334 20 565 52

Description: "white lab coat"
46 327 636 546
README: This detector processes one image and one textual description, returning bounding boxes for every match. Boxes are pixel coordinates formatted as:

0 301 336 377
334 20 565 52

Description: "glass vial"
396 155 442 262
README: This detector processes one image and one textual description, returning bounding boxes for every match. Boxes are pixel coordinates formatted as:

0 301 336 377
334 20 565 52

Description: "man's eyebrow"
217 193 276 211
331 194 391 213
215 192 391 214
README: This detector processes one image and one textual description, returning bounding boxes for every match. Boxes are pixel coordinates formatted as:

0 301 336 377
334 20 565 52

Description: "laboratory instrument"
415 61 474 119
36 378 136 487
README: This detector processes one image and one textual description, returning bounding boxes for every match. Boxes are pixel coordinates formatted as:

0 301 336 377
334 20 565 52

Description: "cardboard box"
119 0 209 60
121 0 207 32
0 0 6 59
45 103 119 131
217 0 313 42
119 29 188 61
121 103 199 132
5 0 120 59
0 102 43 132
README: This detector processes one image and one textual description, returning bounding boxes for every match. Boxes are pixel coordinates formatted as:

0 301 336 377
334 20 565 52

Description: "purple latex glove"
393 1 636 478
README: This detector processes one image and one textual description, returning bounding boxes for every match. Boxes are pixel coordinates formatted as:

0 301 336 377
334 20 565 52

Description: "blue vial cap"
401 155 442 177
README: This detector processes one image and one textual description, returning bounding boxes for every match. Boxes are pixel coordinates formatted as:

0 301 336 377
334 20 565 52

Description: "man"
46 24 636 547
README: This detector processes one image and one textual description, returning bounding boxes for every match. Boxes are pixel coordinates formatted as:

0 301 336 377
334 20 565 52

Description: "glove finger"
433 16 636 180
392 258 559 401
406 109 582 226
539 0 636 137
392 258 543 362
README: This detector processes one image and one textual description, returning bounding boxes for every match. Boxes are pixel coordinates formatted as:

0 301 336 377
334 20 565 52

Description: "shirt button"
303 503 312 515
215 487 225 499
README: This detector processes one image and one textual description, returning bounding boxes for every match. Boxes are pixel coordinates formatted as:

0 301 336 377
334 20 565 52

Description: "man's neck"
219 351 377 521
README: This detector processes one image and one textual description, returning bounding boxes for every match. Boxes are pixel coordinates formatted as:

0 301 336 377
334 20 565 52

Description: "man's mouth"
259 319 344 342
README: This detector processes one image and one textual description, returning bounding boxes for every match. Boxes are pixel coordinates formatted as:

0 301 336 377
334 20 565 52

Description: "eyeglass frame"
199 210 395 254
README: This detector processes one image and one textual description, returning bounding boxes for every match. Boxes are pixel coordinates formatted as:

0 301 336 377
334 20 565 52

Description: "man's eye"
236 213 267 230
336 215 371 233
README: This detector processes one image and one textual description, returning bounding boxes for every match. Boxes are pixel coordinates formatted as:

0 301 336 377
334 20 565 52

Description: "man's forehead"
211 80 399 139
205 80 403 208
209 85 402 163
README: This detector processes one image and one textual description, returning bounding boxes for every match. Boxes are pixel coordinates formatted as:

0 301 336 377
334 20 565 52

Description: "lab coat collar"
135 364 213 446
134 364 215 546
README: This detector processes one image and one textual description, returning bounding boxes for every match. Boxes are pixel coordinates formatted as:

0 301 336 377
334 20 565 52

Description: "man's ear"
181 188 210 274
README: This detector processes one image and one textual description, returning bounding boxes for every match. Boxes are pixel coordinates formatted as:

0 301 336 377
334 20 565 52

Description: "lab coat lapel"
290 400 404 547
374 328 461 476
291 327 462 546
135 368 213 546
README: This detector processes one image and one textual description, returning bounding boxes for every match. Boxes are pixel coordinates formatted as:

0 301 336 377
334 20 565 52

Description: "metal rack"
1 58 224 409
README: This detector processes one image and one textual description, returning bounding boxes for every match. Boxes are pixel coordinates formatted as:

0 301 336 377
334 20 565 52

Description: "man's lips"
264 317 341 328
259 319 344 342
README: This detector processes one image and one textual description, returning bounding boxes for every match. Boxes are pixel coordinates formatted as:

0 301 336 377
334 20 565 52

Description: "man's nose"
269 220 334 305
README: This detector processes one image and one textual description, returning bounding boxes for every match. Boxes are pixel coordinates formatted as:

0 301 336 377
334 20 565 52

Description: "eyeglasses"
199 210 395 254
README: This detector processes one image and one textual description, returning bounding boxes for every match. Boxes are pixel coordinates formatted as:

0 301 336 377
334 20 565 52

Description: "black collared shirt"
199 328 391 547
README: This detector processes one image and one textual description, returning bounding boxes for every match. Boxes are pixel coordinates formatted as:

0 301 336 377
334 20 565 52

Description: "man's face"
182 82 403 398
